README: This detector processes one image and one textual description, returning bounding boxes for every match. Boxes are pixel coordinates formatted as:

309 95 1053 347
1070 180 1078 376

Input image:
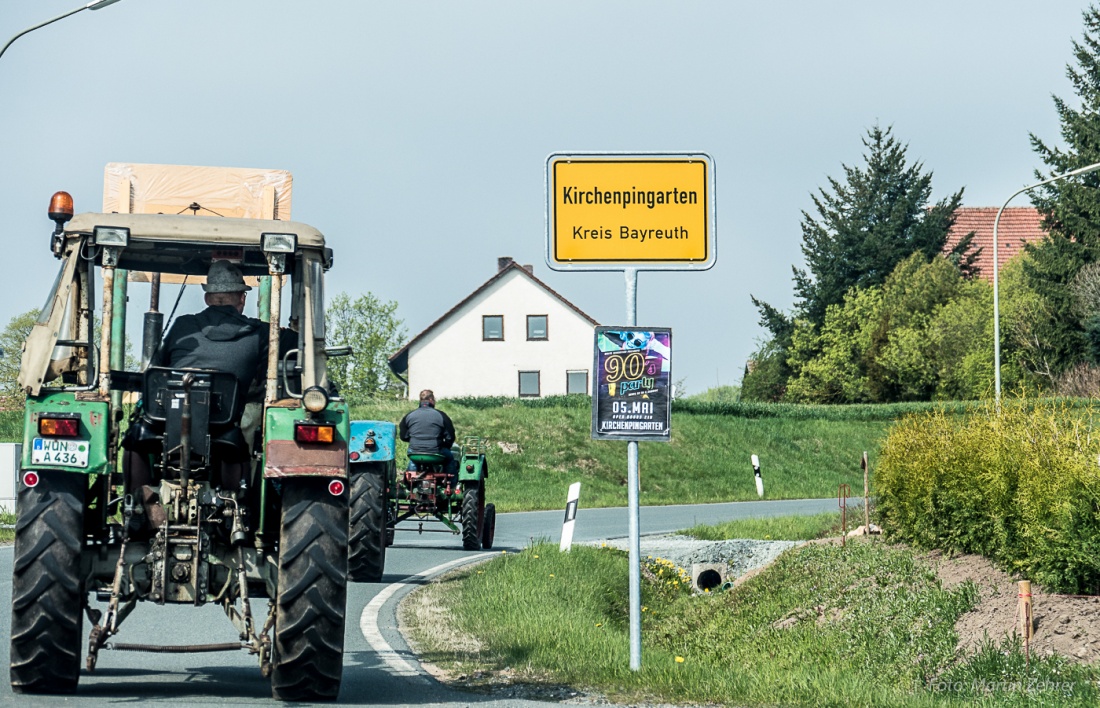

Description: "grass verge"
353 398 890 511
0 511 14 543
681 510 846 541
0 397 950 512
404 538 1100 707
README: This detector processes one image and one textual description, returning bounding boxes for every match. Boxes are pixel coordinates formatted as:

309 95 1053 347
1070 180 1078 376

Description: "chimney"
497 256 514 271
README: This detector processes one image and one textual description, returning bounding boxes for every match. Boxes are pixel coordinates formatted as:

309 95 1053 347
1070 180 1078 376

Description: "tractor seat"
408 452 447 466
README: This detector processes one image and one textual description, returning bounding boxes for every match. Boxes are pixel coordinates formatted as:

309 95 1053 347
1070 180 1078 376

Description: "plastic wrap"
103 163 292 219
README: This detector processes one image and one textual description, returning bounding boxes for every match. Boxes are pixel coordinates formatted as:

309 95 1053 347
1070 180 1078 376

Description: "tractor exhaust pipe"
141 273 163 369
179 373 194 488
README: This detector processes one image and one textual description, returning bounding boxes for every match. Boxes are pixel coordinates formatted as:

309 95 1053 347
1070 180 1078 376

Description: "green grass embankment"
353 396 899 512
406 520 1100 707
2 396 957 513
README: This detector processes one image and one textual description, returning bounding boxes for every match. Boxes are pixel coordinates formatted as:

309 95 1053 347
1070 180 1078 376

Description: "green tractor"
392 435 496 551
10 192 351 701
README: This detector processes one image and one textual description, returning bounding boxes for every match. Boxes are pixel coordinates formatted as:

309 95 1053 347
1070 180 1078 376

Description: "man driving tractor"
121 260 268 530
399 389 457 479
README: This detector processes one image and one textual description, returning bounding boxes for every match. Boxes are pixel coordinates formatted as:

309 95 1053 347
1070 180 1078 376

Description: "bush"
878 397 1100 593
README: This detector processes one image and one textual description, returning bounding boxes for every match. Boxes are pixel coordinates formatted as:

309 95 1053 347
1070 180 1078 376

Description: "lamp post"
0 0 123 62
993 160 1100 407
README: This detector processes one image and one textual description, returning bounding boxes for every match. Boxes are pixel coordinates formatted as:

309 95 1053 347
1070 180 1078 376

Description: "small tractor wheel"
348 463 387 583
481 503 496 550
271 478 348 702
461 485 483 551
9 470 86 694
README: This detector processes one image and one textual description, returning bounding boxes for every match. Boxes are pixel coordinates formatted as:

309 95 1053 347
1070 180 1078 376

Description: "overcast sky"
0 0 1091 394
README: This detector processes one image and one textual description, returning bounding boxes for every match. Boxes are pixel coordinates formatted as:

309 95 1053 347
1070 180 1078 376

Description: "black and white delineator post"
752 454 764 497
560 482 581 552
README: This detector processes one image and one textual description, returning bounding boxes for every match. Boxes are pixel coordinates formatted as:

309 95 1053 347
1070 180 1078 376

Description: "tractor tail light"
466 464 474 472
39 416 80 437
294 422 335 444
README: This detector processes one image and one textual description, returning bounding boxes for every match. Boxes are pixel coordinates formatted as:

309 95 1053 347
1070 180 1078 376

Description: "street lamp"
0 0 123 62
992 160 1100 407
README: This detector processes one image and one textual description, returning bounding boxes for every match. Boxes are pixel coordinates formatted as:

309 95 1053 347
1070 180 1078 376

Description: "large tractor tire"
348 463 387 583
9 470 86 694
481 502 497 550
461 484 483 551
271 478 349 702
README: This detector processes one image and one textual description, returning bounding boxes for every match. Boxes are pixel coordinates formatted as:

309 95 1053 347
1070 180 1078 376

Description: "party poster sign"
591 327 672 441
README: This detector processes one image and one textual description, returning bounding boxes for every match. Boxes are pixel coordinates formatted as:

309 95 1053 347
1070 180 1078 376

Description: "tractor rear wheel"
348 463 387 583
461 485 483 551
481 503 496 549
9 470 86 694
271 478 348 701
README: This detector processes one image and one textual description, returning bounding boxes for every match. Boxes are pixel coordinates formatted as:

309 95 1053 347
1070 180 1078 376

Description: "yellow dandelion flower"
533 555 539 559
501 550 507 554
595 623 603 627
675 656 685 663
549 574 555 578
641 606 648 612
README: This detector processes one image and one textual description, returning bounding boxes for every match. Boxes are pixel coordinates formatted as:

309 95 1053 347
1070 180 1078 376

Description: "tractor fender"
349 420 396 463
458 453 488 484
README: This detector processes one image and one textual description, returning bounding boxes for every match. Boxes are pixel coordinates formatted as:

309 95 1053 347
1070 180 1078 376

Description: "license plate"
31 438 90 468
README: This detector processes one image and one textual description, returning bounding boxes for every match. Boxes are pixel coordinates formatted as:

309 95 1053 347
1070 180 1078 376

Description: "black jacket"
155 305 269 415
399 404 455 453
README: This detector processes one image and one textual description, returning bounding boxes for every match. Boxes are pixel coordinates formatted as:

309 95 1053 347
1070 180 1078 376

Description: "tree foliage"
790 124 970 329
0 309 39 403
1026 4 1100 374
739 338 790 403
785 255 994 403
743 125 974 402
325 292 407 402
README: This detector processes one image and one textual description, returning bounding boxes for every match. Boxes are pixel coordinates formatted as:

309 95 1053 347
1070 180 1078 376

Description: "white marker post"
752 454 764 497
560 482 581 552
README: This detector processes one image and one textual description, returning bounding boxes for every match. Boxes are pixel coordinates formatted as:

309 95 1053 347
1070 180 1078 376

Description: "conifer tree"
1026 4 1100 374
743 126 972 401
791 125 968 328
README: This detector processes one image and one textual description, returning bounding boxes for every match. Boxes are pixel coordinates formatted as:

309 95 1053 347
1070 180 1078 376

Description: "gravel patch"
591 534 803 582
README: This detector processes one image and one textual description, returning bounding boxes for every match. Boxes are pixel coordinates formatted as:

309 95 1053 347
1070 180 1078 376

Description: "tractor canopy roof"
64 212 329 277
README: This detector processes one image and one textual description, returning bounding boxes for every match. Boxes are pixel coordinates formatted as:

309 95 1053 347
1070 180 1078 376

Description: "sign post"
546 152 715 671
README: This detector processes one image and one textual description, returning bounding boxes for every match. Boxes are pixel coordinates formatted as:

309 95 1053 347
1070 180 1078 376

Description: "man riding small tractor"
345 411 495 573
10 186 352 701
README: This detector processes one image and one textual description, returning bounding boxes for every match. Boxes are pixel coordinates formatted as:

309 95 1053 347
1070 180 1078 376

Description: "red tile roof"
944 207 1046 281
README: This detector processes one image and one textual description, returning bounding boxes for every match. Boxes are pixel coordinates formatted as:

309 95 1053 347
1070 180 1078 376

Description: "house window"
483 315 503 341
566 370 588 395
527 314 548 341
518 370 540 397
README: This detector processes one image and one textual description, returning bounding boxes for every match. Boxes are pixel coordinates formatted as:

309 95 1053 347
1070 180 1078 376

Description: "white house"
389 257 599 399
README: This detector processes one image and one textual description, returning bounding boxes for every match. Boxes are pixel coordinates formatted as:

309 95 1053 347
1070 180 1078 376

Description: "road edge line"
360 553 493 679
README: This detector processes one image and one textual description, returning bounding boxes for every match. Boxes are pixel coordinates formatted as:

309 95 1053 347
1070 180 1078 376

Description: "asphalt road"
0 497 844 707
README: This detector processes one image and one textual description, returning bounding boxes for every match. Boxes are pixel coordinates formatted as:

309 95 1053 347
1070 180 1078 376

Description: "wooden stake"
1018 580 1033 664
861 451 870 529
